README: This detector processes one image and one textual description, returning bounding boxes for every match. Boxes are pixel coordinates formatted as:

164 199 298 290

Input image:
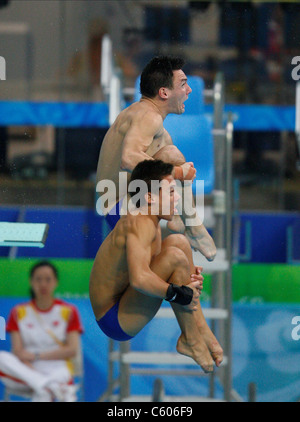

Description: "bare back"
89 214 161 320
96 100 172 210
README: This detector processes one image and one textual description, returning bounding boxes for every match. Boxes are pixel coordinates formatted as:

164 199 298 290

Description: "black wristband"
165 283 193 306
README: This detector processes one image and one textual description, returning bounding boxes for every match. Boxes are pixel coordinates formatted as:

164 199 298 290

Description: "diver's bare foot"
167 218 217 262
167 215 185 234
176 334 214 373
184 229 217 262
198 326 223 367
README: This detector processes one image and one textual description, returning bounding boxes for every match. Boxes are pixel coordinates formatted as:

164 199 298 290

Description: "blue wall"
0 298 300 402
0 206 105 259
237 211 300 263
1 206 300 263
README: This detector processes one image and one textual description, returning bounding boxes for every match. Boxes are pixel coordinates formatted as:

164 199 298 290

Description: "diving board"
0 222 49 248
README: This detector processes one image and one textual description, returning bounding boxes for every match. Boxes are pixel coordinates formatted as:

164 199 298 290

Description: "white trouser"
0 351 71 395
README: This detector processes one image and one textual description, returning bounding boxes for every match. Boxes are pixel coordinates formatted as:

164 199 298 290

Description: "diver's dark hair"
129 159 174 207
140 56 185 98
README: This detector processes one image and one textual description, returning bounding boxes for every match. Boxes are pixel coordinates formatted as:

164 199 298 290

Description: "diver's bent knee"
164 234 190 252
162 245 189 269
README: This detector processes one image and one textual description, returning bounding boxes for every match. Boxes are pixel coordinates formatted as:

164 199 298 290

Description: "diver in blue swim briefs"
89 160 223 373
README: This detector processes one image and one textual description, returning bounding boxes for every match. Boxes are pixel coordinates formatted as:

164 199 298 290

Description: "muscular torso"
96 101 172 210
89 215 161 320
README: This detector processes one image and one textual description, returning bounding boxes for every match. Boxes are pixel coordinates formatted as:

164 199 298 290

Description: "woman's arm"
37 331 80 361
11 331 36 366
11 330 80 363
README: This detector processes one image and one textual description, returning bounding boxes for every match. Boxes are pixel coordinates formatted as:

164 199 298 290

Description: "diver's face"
167 69 192 114
157 175 180 221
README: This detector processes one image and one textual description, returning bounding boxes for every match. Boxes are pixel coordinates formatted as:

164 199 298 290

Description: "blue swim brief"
104 200 122 230
96 301 134 342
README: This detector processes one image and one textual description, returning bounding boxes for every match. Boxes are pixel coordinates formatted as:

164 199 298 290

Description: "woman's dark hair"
29 261 59 299
140 55 185 98
129 159 174 207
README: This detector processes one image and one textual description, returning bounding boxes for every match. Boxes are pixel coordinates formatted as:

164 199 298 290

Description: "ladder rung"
203 308 229 319
212 128 226 136
155 307 228 320
163 396 226 402
130 368 206 376
192 249 229 272
160 206 216 230
112 352 227 367
203 89 214 98
110 394 226 402
109 351 121 362
126 352 193 365
124 352 196 365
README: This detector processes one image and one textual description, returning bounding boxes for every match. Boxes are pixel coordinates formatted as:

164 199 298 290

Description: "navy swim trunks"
104 200 122 231
96 301 134 342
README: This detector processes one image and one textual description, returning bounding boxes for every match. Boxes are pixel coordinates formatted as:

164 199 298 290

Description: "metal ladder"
99 303 230 403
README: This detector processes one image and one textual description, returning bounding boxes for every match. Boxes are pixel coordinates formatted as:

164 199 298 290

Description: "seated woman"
0 261 83 402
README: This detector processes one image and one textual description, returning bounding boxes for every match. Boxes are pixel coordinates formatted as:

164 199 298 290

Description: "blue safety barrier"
0 101 109 128
1 207 300 263
203 104 296 131
287 220 300 264
237 212 300 263
0 100 296 131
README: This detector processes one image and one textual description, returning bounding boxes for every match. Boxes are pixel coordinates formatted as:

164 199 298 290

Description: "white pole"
109 73 121 126
101 34 113 95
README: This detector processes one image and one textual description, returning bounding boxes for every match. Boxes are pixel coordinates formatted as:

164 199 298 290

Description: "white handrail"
109 72 121 126
101 34 113 95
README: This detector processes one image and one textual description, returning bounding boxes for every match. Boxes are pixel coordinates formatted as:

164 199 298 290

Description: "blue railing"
0 101 296 131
